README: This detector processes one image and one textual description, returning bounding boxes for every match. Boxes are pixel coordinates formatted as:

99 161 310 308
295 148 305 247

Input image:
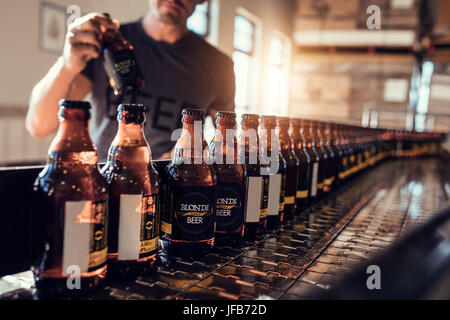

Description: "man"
26 0 235 160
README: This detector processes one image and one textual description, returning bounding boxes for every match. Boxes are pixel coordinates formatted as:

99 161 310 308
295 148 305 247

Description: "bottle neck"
259 123 276 155
210 124 237 162
173 120 207 163
238 125 259 163
49 116 96 165
289 125 301 144
112 121 147 146
108 121 151 164
302 125 314 148
276 125 292 151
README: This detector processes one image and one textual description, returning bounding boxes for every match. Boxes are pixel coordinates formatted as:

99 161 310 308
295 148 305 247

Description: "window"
187 1 210 37
415 61 434 132
233 15 256 113
265 35 290 115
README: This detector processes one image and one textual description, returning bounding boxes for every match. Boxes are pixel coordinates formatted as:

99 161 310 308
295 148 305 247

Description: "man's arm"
26 13 117 137
27 61 92 137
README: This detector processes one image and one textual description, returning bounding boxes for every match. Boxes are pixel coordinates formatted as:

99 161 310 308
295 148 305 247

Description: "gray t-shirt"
82 20 235 161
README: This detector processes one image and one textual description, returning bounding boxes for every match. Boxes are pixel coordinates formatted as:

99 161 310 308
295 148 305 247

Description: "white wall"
0 0 294 165
215 0 294 115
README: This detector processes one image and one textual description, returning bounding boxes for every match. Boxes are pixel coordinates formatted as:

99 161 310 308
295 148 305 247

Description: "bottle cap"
216 111 236 119
118 104 147 113
58 99 91 110
181 108 206 117
276 116 290 126
261 115 276 121
241 113 260 120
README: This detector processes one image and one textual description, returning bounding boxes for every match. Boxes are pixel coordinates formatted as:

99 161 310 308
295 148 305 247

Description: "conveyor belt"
0 158 449 300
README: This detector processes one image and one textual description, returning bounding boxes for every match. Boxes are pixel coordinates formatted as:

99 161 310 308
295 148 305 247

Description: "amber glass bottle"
319 121 335 194
276 117 299 220
329 123 343 188
301 119 320 204
161 109 217 258
101 104 159 277
289 118 311 213
260 116 285 228
210 111 245 244
238 114 266 237
310 120 329 196
302 120 324 201
342 125 355 181
102 13 145 96
33 100 108 296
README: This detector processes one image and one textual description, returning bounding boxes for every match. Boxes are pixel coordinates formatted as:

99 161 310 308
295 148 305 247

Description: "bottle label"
62 200 107 275
216 183 244 232
279 174 286 213
117 194 159 261
103 48 141 94
244 176 262 223
105 49 137 79
165 186 216 241
296 190 309 199
340 156 348 179
284 195 295 205
260 176 270 219
311 162 319 197
357 153 363 170
267 174 282 216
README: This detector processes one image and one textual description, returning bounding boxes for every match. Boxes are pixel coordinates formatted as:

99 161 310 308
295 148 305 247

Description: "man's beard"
157 12 182 24
157 0 187 25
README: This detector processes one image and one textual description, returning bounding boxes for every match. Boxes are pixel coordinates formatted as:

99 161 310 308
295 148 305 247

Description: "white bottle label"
311 162 319 197
63 201 92 274
118 194 143 261
244 176 262 223
267 174 282 216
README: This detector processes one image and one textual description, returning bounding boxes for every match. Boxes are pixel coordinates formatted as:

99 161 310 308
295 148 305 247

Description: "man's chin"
158 12 184 25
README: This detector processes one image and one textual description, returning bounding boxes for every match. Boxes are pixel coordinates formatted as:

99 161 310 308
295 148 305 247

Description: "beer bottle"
301 119 320 204
238 114 266 237
101 104 160 277
289 118 311 213
329 123 344 188
356 127 364 174
33 100 108 295
319 121 335 193
276 117 299 220
337 124 350 183
209 111 245 244
311 120 329 196
260 116 285 228
161 109 217 258
344 125 356 180
102 13 145 96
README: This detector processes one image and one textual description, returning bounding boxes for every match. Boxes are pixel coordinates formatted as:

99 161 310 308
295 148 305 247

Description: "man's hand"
63 13 118 76
26 12 119 138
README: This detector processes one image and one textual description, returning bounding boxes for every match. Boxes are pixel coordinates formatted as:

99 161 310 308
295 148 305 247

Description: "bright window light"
233 15 256 111
233 51 251 109
265 35 288 115
187 2 209 37
234 15 255 54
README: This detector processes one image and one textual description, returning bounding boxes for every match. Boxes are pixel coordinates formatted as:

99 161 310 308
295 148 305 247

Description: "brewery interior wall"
290 0 450 135
1 0 450 166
